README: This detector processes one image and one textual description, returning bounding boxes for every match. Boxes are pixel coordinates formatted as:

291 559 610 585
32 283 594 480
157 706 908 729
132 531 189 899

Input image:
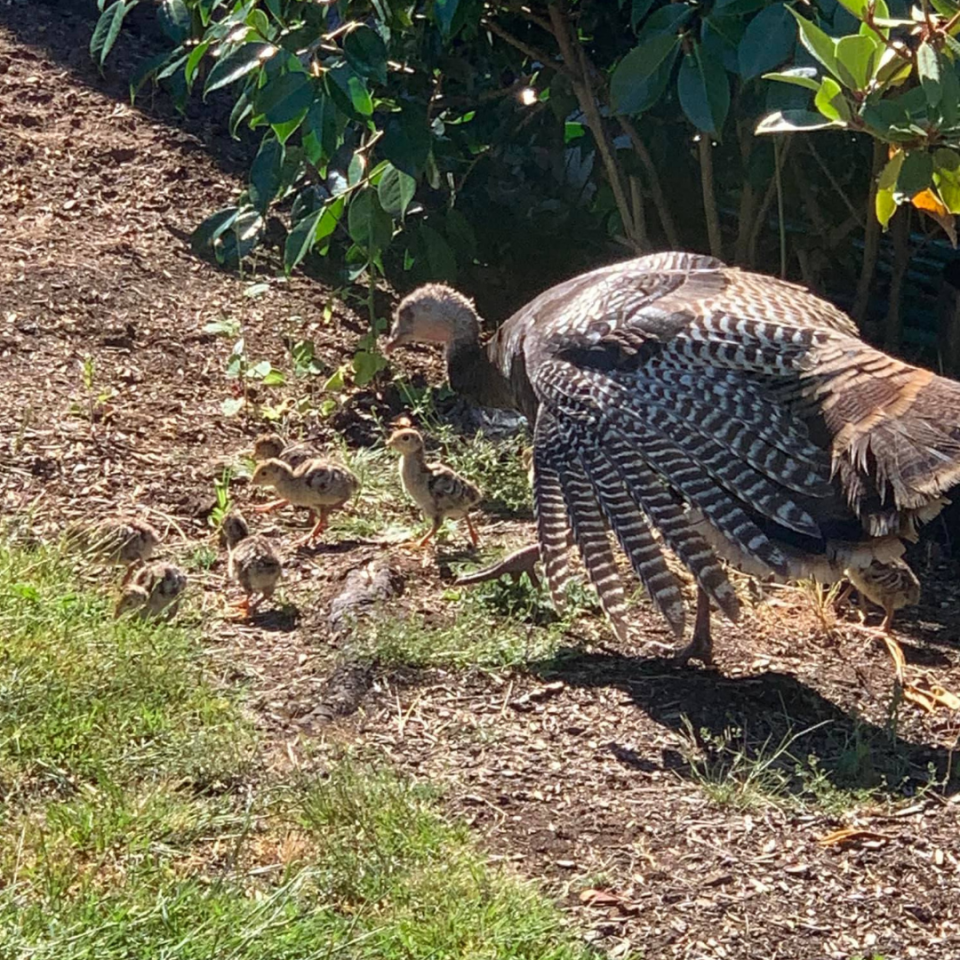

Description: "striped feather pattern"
532 417 574 607
553 456 630 640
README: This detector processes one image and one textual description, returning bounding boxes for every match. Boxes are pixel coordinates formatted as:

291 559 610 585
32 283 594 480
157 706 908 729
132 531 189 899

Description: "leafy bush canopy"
94 0 960 306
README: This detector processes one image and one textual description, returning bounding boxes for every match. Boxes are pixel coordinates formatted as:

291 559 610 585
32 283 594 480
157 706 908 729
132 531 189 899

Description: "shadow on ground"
531 648 960 799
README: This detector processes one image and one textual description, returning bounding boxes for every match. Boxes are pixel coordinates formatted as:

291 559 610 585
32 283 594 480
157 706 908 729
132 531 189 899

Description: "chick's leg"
465 513 480 548
878 604 907 684
296 509 328 546
417 517 442 548
251 498 290 515
228 594 253 620
674 588 714 666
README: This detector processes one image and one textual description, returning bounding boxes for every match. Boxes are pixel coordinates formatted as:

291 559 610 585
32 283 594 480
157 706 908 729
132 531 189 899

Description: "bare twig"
852 139 886 324
482 19 574 79
884 205 912 352
747 137 793 267
699 135 723 259
545 2 639 247
618 116 681 248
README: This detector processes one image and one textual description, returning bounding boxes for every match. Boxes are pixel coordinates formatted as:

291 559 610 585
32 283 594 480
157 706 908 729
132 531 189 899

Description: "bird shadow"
245 604 299 633
528 648 960 800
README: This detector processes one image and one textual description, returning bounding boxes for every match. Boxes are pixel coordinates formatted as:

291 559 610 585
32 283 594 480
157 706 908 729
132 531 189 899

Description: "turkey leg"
674 588 713 666
454 543 542 590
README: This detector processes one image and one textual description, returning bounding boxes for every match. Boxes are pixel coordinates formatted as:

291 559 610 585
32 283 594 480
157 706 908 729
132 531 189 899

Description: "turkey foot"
454 543 542 590
399 518 442 551
295 509 328 548
228 597 252 621
251 498 290 515
673 589 714 666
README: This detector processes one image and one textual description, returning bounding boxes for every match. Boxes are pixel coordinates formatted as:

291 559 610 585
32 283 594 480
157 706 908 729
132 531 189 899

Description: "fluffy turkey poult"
115 561 187 620
386 427 482 548
385 252 960 665
221 511 282 617
250 458 359 545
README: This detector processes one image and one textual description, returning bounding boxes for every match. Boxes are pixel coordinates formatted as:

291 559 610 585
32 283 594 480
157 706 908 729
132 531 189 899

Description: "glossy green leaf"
247 8 271 39
420 223 457 280
328 64 374 117
631 0 656 30
184 40 210 91
755 109 840 133
315 196 345 250
934 149 960 212
931 0 960 18
377 164 417 217
637 4 693 40
941 62 959 127
214 208 264 266
897 151 933 199
344 25 388 83
382 104 432 177
159 0 191 44
129 50 173 100
435 0 461 37
90 1 132 67
611 33 681 114
678 45 730 135
738 4 795 81
875 151 903 228
836 0 867 16
204 42 274 96
249 137 285 212
254 71 314 125
303 95 340 166
788 9 849 87
918 41 942 107
229 88 253 138
347 190 393 255
284 208 322 273
191 206 240 256
835 34 878 90
814 77 851 122
762 68 820 91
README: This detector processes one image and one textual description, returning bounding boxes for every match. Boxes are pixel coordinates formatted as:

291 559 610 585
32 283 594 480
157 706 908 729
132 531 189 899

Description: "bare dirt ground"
3 6 960 959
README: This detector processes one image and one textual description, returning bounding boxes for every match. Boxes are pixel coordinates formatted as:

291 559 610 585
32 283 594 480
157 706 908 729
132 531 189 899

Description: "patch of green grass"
0 540 597 960
0 544 250 796
678 714 947 814
345 570 603 671
352 591 564 671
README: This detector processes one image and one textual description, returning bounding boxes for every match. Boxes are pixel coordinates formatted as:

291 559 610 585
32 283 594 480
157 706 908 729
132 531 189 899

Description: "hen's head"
386 284 479 354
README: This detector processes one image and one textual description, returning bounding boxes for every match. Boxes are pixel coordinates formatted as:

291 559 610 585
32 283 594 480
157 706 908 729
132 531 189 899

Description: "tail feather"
553 460 630 641
602 435 741 624
574 444 687 636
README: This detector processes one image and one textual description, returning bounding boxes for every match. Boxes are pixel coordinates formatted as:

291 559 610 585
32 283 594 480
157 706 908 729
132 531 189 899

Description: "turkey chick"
386 427 482 548
250 458 359 546
70 516 160 584
250 433 317 514
115 561 187 620
221 511 282 618
845 558 921 633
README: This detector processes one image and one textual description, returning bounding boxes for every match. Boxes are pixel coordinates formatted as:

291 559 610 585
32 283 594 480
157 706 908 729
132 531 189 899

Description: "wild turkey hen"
385 251 960 666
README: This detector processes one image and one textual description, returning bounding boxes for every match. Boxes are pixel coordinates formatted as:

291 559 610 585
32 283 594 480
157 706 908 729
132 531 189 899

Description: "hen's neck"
446 336 515 411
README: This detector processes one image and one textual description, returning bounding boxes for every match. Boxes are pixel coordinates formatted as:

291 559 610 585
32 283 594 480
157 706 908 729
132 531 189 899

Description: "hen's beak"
383 330 402 355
